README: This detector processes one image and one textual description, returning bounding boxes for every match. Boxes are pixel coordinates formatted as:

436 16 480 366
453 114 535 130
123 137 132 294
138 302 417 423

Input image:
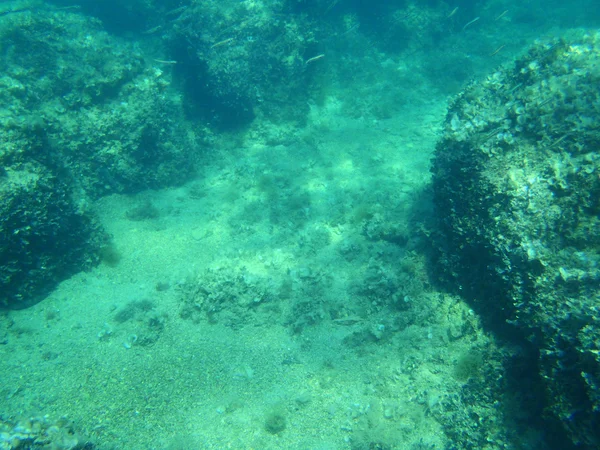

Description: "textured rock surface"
431 31 600 448
0 8 195 308
0 8 196 199
0 166 106 309
164 0 319 128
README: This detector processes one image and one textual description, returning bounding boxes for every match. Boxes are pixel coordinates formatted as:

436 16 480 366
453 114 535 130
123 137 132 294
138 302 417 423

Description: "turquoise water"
0 1 599 449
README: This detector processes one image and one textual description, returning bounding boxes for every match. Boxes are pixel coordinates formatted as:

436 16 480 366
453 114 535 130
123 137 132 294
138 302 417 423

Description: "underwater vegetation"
264 409 287 435
0 415 94 449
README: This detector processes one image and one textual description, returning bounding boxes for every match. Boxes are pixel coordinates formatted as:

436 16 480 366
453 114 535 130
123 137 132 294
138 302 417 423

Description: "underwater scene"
1 0 600 448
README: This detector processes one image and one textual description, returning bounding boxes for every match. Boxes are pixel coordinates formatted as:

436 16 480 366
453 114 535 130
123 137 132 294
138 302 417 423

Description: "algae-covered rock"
165 0 318 127
432 30 600 448
0 166 106 309
0 7 196 199
0 7 197 307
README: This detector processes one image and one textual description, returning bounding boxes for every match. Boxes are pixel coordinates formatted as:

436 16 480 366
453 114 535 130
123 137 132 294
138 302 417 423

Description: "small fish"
462 17 480 31
447 7 459 19
211 38 234 49
489 45 505 56
495 10 509 21
305 54 325 65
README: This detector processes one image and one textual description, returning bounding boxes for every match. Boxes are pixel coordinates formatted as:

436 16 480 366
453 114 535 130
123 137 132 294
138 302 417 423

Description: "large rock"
431 31 600 448
165 0 318 128
0 7 195 199
0 166 106 309
0 7 198 308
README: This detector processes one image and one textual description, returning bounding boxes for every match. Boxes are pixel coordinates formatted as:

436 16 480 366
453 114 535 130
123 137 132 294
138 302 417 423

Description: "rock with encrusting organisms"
431 30 600 449
0 167 106 309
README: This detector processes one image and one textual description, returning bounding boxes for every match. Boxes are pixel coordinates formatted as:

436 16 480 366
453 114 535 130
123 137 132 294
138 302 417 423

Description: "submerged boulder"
0 7 196 199
431 31 600 448
0 7 196 308
0 167 106 309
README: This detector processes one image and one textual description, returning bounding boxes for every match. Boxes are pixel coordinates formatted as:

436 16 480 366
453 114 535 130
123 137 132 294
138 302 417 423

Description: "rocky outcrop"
431 31 600 448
